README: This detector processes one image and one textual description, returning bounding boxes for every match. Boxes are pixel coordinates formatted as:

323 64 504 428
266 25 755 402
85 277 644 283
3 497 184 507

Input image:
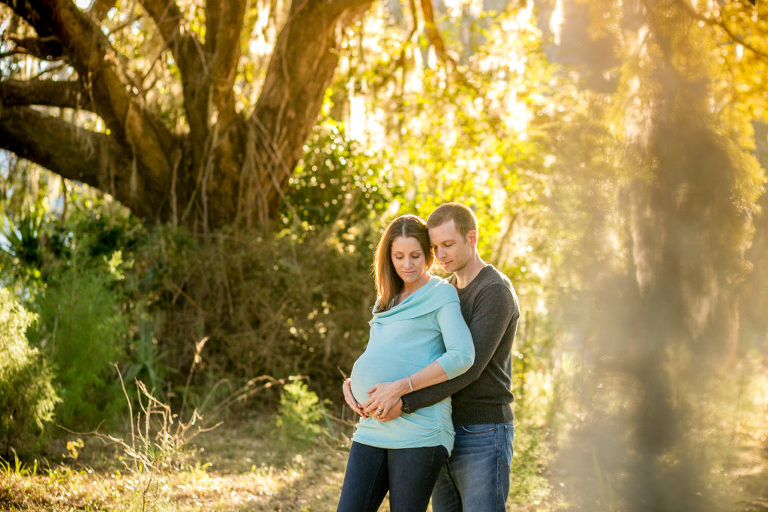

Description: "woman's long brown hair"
373 215 435 313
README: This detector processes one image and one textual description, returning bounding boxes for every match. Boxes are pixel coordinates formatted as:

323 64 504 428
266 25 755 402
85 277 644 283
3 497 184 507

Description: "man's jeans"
337 442 448 512
432 422 515 512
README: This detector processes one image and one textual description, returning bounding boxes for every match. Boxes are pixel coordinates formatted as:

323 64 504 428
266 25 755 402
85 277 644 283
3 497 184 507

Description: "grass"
3 363 767 512
0 417 349 511
0 412 566 512
2 413 766 511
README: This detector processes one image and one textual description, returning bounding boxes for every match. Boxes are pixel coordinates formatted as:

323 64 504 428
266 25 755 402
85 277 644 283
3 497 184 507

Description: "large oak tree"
0 0 375 231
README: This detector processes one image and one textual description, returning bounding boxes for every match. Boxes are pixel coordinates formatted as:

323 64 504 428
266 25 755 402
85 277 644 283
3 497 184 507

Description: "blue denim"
431 422 515 512
338 442 449 512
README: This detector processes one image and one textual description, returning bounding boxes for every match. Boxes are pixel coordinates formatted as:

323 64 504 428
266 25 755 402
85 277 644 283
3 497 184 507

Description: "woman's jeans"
431 422 515 512
337 442 449 512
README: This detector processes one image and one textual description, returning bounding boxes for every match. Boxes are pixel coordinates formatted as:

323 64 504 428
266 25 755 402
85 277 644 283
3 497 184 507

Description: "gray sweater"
400 265 519 426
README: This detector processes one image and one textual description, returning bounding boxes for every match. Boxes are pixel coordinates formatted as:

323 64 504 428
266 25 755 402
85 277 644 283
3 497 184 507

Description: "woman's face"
391 235 429 286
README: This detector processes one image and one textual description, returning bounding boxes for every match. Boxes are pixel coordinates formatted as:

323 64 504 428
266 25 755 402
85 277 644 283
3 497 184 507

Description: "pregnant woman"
337 215 474 512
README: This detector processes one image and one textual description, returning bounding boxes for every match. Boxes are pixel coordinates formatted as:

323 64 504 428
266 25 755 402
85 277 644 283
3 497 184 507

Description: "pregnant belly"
350 353 410 405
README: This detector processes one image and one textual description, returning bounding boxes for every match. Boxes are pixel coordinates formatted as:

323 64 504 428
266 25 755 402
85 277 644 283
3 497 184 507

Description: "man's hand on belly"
379 399 404 422
363 380 409 418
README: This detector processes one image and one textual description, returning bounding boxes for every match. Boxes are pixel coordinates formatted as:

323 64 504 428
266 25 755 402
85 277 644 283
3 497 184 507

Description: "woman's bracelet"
408 375 414 392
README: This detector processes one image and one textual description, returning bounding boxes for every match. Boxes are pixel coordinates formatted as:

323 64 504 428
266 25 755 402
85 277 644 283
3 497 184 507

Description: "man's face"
428 219 475 274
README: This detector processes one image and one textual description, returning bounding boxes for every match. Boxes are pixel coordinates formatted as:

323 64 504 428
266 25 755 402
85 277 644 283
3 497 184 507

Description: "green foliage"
0 450 39 477
2 198 140 430
0 206 68 287
121 308 166 396
274 379 327 444
1 207 45 276
28 265 128 429
122 122 404 405
135 223 375 404
0 10 765 504
284 118 400 233
508 424 556 508
332 4 558 289
0 289 59 455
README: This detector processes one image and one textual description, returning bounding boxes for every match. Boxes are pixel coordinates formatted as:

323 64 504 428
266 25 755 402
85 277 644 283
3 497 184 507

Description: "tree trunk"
0 0 373 231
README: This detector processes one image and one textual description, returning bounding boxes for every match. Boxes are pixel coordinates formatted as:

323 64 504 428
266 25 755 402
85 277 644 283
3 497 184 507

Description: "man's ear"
468 230 478 249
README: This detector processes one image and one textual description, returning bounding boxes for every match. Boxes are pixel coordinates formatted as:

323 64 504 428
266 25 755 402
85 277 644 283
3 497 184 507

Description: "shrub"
275 379 327 444
28 266 128 429
0 289 59 455
128 122 403 406
136 226 376 405
2 200 141 430
282 119 399 235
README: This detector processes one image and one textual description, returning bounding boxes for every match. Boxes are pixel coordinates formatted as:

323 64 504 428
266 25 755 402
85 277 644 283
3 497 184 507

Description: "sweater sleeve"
401 283 518 412
432 301 475 379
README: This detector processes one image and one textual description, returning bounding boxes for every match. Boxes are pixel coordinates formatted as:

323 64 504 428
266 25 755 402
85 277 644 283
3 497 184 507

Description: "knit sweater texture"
400 265 519 426
350 275 474 453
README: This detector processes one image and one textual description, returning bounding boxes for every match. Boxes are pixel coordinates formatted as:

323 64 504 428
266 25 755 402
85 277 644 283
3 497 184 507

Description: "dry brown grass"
0 416 565 511
5 412 763 512
0 419 352 512
0 460 347 511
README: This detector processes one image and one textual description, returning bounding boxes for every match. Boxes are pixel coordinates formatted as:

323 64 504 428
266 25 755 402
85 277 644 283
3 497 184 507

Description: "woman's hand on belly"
362 379 409 418
342 379 367 417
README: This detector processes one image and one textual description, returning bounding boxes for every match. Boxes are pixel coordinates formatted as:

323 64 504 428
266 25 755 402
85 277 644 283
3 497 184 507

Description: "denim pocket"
503 424 514 459
459 423 497 435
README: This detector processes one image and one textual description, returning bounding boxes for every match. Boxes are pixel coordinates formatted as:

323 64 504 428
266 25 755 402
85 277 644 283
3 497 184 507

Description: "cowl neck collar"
370 276 457 325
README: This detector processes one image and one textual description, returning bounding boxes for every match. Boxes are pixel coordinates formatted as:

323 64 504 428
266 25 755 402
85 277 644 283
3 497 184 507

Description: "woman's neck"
401 273 431 297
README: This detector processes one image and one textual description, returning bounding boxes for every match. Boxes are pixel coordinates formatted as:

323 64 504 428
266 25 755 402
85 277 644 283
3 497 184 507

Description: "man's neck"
454 254 486 289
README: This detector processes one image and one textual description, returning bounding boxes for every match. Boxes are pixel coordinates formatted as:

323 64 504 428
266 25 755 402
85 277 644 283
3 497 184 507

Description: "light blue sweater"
350 275 474 453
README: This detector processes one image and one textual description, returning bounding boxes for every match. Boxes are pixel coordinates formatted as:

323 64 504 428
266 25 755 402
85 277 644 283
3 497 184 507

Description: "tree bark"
0 79 89 110
0 106 157 218
244 0 371 223
0 0 374 231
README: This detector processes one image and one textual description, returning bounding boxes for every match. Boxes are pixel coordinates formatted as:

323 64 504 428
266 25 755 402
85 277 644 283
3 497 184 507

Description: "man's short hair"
427 202 478 238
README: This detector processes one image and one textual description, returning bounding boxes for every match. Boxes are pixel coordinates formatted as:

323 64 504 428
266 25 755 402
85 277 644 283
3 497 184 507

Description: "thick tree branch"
138 0 207 139
1 1 68 62
88 0 116 21
138 0 202 79
420 0 456 66
5 36 63 60
2 0 177 184
0 79 91 110
0 0 379 228
326 0 372 7
248 0 373 219
205 0 220 53
209 0 246 124
0 106 160 219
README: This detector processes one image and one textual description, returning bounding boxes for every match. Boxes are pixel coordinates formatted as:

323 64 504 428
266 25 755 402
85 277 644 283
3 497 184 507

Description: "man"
343 202 520 511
